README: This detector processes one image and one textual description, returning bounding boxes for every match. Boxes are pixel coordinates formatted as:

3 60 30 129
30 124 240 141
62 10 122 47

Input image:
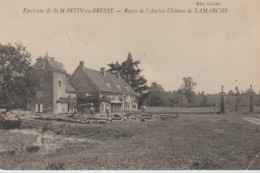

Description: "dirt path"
242 117 260 125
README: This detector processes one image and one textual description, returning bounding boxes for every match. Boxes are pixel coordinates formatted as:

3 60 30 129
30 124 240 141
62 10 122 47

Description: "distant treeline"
144 82 260 107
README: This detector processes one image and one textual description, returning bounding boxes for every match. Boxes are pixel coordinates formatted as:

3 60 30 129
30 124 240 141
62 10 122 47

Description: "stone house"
27 55 76 114
70 61 138 113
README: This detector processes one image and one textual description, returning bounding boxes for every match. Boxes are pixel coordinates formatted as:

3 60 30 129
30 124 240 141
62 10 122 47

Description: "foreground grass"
0 113 259 170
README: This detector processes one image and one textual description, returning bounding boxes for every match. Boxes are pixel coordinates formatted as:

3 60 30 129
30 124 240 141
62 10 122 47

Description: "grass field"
0 111 259 170
122 106 220 115
143 106 219 114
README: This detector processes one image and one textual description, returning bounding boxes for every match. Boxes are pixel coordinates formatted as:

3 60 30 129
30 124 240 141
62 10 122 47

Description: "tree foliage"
180 76 197 103
0 43 38 110
107 52 149 106
145 82 165 106
144 77 214 107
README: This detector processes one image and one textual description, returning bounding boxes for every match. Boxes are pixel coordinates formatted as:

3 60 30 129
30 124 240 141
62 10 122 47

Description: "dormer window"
106 83 110 88
58 80 62 87
117 85 121 90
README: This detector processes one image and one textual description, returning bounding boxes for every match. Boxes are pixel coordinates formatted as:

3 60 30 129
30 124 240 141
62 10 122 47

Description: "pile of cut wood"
4 110 35 120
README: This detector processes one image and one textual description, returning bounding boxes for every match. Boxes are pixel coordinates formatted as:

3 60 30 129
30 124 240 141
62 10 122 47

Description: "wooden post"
220 85 225 114
234 86 239 112
248 85 254 113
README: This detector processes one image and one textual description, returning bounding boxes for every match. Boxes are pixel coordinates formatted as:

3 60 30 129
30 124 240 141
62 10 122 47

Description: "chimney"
115 71 120 79
100 67 106 77
79 61 84 67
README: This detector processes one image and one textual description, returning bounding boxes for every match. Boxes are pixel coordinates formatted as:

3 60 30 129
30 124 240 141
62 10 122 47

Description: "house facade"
27 55 77 114
70 61 138 113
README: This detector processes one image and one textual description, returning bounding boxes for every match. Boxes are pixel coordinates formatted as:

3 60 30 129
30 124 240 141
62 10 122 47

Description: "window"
106 83 110 88
125 87 129 91
40 104 43 113
117 85 121 90
35 104 38 112
58 80 62 87
35 104 43 113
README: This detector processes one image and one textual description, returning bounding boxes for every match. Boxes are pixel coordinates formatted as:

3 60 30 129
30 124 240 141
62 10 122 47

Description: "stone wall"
53 71 69 114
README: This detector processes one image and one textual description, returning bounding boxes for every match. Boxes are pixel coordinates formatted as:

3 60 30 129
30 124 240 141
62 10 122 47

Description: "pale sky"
0 0 259 94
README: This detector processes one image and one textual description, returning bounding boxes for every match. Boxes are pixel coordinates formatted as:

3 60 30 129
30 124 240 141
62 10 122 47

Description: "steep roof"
81 67 138 96
45 56 67 73
65 78 76 93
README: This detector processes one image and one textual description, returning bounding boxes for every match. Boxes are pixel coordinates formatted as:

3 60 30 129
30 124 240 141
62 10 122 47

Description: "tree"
0 43 38 110
228 90 234 95
107 52 149 106
163 90 188 107
194 91 208 106
175 89 188 106
145 82 165 106
244 89 256 95
180 76 197 103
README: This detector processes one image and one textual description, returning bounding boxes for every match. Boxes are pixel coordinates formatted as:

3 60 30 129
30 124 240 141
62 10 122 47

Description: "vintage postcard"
0 0 259 170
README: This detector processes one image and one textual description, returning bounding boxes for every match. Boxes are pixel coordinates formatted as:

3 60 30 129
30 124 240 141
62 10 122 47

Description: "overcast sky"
0 0 259 94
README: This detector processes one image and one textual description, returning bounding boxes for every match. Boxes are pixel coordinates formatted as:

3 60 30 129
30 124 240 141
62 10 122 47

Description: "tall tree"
180 76 197 103
0 43 38 110
107 52 149 106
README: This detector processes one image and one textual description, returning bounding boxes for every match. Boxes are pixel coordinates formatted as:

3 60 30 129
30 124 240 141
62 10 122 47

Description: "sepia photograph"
0 0 259 170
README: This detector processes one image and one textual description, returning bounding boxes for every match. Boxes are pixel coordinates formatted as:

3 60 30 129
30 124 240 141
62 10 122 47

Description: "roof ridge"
83 66 117 78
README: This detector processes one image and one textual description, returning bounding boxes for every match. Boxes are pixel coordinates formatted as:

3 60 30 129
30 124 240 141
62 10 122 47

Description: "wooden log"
98 120 107 124
143 117 152 119
87 117 111 121
111 117 122 120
